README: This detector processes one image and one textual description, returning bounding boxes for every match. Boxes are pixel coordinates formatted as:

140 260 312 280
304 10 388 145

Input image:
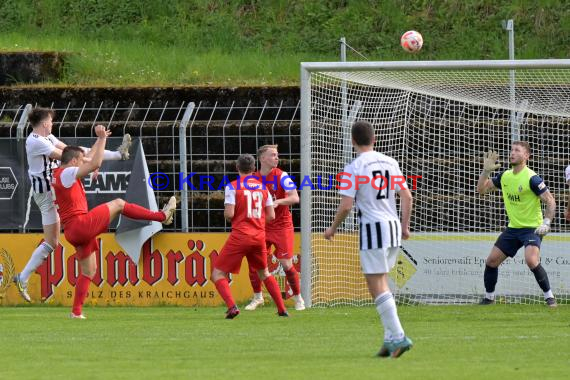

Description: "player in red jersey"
211 154 288 319
51 125 176 319
244 145 304 311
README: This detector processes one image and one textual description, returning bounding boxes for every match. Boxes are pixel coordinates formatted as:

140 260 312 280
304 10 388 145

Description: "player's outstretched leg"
109 196 177 225
245 266 264 311
122 197 176 224
160 196 177 225
117 134 132 160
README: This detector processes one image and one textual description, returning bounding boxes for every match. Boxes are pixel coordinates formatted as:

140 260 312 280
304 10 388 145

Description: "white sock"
485 292 495 300
544 290 554 299
103 150 121 160
254 292 263 300
20 242 54 282
375 291 405 341
80 147 121 160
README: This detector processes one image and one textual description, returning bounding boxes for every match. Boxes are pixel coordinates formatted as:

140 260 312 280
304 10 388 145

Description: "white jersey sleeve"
265 193 274 206
61 167 79 188
338 163 357 198
27 134 56 157
280 171 296 192
224 185 236 205
392 162 408 193
565 165 570 185
47 134 64 149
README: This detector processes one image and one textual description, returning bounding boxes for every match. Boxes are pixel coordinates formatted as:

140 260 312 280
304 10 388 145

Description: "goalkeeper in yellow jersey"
477 141 557 307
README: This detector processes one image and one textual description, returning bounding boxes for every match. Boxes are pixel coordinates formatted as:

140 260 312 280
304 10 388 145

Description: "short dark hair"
351 120 375 146
28 107 55 127
236 154 256 174
61 146 84 164
512 141 531 155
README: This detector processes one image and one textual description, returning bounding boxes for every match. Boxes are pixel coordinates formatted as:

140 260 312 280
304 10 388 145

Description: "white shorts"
33 191 59 226
360 247 399 274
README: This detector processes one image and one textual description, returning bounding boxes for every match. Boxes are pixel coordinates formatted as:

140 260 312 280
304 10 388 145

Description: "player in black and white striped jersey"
13 107 132 302
324 120 413 358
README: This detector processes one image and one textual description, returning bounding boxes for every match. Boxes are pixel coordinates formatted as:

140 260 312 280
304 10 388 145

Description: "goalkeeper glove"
483 150 501 173
535 218 551 236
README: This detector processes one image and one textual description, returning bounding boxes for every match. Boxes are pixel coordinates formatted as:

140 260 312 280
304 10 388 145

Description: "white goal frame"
300 59 570 308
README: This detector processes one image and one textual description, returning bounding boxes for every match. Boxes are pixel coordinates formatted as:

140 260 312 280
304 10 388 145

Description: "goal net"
300 60 570 307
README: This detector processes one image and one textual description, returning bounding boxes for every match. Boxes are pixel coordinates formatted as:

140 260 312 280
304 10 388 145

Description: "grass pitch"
1 305 568 380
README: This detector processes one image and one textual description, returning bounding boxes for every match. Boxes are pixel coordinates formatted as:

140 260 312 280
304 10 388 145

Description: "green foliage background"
0 0 568 85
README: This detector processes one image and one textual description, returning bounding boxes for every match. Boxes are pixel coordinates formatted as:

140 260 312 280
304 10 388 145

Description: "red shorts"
266 227 294 259
216 233 267 274
63 204 110 259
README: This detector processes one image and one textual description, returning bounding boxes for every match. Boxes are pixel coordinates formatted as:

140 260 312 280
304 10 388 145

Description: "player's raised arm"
477 150 500 195
75 125 110 179
48 147 63 160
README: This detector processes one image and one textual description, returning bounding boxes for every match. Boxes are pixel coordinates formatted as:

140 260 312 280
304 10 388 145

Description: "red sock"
285 267 301 296
263 275 286 313
249 267 263 293
72 274 92 316
122 202 165 222
215 278 236 308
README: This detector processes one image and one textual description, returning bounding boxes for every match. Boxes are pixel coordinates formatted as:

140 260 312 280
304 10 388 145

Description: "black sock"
531 264 551 293
484 265 498 293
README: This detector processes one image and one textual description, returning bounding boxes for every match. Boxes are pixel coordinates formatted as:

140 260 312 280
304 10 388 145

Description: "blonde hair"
257 144 278 159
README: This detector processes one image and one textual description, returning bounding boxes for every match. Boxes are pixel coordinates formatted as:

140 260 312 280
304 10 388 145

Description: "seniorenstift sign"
0 167 18 200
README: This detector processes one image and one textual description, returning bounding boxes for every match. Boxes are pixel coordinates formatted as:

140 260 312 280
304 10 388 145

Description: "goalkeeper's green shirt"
491 166 548 228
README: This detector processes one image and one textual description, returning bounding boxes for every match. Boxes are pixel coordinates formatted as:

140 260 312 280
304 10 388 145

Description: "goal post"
300 59 570 307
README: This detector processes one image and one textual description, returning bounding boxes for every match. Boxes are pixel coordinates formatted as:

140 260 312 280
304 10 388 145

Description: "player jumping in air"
13 107 131 302
477 142 557 307
51 125 176 318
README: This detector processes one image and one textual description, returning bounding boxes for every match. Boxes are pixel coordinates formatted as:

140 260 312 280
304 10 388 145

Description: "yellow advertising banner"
0 233 301 306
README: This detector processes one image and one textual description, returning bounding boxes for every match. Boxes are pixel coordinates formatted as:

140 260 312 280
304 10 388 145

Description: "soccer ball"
400 31 423 53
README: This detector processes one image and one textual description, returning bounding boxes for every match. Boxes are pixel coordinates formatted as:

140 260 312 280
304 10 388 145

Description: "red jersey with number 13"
227 177 272 237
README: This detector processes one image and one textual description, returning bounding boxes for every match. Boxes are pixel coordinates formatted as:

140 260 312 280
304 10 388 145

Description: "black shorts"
494 227 541 258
